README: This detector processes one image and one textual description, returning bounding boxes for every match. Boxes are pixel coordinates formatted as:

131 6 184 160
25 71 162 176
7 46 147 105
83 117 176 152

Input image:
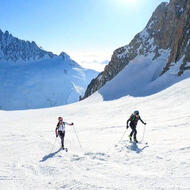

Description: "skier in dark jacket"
55 116 73 150
126 110 146 143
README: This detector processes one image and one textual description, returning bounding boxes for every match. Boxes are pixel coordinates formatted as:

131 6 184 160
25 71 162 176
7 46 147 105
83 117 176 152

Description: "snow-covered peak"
0 29 99 110
59 51 70 60
58 51 80 68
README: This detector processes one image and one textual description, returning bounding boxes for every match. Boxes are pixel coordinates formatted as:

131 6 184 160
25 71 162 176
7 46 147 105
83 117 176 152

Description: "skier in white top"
55 116 73 150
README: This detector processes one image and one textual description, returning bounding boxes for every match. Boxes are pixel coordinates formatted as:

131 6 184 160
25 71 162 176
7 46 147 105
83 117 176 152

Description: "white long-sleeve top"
56 122 70 132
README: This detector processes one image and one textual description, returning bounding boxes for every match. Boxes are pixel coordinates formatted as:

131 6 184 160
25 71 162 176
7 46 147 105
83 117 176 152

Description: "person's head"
134 110 139 116
58 116 63 123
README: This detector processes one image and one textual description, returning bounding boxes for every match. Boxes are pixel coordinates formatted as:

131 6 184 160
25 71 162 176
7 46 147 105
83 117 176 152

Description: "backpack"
130 114 139 126
130 114 136 121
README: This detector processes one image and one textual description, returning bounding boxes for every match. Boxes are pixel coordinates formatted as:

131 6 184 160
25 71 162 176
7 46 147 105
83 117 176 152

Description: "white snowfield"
0 78 190 190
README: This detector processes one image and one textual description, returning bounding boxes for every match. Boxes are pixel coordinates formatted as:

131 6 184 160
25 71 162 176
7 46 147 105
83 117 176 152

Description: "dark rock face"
161 0 190 75
83 0 190 99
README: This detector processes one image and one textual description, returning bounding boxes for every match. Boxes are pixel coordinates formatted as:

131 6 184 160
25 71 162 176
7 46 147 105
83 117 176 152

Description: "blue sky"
0 0 169 71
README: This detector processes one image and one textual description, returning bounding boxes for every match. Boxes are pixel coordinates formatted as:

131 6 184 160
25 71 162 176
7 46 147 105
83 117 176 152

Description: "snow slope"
0 78 190 189
99 50 190 101
0 57 98 110
0 29 98 110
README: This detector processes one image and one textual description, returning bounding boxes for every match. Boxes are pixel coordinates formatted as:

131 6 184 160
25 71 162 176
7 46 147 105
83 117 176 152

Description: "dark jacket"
127 114 145 127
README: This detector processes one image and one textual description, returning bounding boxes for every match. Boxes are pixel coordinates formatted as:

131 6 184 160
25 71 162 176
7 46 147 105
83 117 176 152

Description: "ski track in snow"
0 78 190 189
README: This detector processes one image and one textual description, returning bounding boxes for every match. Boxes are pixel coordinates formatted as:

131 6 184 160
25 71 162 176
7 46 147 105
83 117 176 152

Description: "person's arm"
126 118 131 128
139 116 146 125
64 122 74 126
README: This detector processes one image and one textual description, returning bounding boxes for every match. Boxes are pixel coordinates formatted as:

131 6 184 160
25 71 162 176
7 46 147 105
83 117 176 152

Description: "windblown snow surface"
0 77 190 190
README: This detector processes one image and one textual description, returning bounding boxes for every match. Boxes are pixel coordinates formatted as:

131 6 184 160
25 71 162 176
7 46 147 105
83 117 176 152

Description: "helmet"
134 110 139 115
58 116 63 121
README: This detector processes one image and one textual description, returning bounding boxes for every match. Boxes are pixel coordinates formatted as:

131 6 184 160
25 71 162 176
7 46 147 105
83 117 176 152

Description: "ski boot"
134 138 138 143
63 147 68 152
129 135 132 142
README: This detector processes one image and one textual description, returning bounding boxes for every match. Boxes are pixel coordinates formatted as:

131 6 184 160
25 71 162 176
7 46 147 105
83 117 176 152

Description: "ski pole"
140 124 146 143
73 125 83 150
119 129 127 142
50 137 57 154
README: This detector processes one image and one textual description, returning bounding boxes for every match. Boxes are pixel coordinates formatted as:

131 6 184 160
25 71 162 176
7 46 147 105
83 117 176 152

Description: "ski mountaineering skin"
55 116 74 152
126 110 146 143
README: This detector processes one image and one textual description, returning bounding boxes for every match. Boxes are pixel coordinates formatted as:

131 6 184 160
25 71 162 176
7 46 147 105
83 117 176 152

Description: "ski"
138 142 148 145
128 140 148 145
139 142 148 145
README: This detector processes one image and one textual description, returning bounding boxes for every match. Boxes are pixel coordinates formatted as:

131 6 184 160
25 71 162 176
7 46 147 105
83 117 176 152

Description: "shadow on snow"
127 142 149 153
40 148 62 162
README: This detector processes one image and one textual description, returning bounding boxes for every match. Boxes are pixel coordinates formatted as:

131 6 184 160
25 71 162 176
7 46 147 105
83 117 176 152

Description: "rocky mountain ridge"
83 0 190 99
0 29 74 64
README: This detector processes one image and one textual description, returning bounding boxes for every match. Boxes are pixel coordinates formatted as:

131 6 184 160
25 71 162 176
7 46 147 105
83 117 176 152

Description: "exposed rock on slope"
83 0 190 99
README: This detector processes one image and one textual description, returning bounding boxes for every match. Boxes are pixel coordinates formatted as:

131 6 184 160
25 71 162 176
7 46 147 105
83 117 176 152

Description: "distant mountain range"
83 0 190 100
0 30 56 62
0 29 98 110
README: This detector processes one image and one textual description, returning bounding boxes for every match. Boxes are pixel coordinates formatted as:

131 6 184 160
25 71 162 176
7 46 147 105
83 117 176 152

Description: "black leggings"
129 125 137 140
58 131 65 148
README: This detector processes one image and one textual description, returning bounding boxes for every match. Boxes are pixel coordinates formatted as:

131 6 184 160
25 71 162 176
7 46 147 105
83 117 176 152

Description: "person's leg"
58 131 64 148
129 125 135 140
61 131 65 148
130 130 134 137
133 128 138 142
